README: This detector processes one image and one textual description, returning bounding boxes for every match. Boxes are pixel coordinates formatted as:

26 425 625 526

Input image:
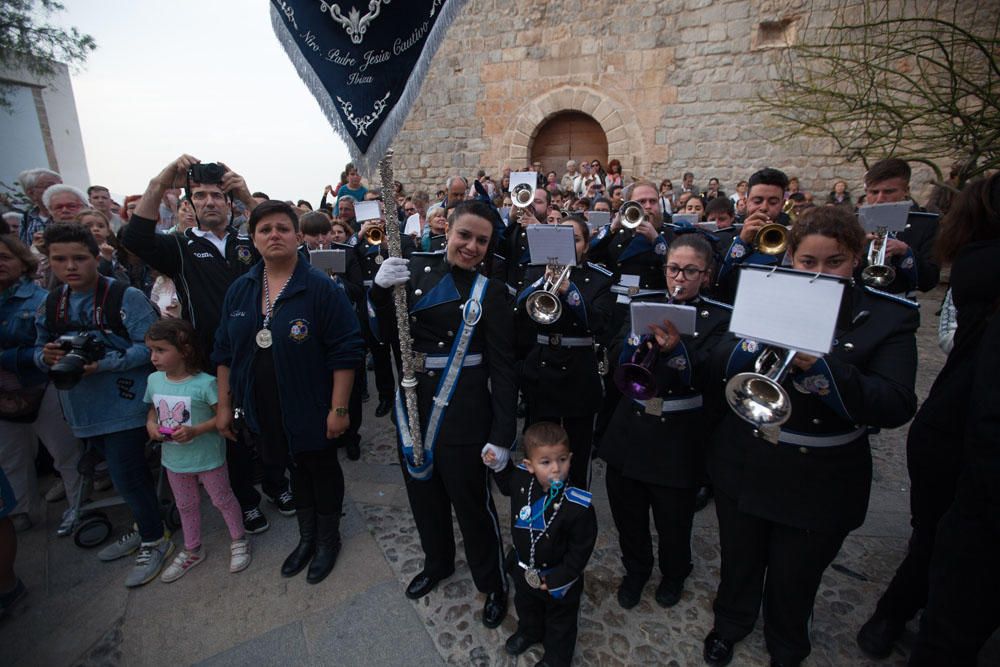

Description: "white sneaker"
56 507 78 537
45 479 66 502
160 547 205 583
230 538 251 573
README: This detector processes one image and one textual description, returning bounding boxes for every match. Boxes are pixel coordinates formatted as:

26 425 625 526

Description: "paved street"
3 284 994 666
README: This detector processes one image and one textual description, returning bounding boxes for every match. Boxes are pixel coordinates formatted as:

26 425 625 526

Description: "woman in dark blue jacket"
213 201 363 585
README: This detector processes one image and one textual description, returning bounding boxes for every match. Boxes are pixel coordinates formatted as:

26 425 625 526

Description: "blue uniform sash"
396 273 489 480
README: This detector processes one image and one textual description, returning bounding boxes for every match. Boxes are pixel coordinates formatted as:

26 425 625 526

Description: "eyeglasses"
665 265 707 279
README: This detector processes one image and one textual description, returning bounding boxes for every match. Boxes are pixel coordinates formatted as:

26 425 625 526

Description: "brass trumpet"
724 346 796 434
620 200 646 229
862 226 896 288
364 223 384 246
526 264 572 325
753 222 788 256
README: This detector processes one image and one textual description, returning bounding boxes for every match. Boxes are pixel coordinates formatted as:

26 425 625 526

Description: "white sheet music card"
527 224 576 266
730 269 845 356
630 302 697 337
858 202 910 233
354 200 381 222
309 249 346 274
616 274 640 305
587 210 610 230
510 172 537 192
697 221 719 232
403 213 422 236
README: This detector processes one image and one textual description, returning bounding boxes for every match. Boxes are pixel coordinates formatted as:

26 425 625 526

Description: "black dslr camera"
187 162 225 185
49 334 106 390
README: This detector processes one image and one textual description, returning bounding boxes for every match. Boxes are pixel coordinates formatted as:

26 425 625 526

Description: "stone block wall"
389 0 988 202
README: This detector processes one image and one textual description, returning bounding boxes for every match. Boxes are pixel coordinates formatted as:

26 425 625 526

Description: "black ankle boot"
306 512 342 584
281 507 316 577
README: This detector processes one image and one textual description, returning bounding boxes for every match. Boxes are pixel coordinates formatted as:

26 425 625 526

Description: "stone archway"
501 86 644 177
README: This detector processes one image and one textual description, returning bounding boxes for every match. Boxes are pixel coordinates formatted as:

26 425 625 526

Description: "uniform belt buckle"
412 352 427 373
548 334 562 348
627 286 639 297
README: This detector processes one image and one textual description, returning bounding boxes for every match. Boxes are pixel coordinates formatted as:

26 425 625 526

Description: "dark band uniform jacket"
710 284 920 532
516 262 615 416
212 259 364 453
600 294 732 488
498 219 545 355
369 251 518 448
587 224 676 293
494 463 598 599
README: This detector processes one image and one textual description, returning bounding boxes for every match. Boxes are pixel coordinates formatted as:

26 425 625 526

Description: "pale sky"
59 0 353 204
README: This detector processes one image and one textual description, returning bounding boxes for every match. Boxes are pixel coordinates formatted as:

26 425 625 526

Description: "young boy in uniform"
483 422 598 667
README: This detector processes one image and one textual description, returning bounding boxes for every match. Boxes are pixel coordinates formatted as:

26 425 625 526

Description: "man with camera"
122 155 285 534
33 223 167 587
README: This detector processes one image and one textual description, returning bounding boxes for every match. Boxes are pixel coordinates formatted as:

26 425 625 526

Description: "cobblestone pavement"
355 286 955 666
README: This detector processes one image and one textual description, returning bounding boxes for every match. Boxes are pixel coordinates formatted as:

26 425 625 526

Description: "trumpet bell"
620 201 645 229
512 183 534 208
525 291 562 325
724 372 792 429
364 227 384 246
862 264 896 288
754 223 788 256
614 362 659 400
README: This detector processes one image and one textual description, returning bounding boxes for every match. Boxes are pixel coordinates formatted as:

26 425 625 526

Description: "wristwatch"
333 406 349 417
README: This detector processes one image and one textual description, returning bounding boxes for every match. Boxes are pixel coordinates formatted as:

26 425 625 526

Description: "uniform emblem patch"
237 246 253 264
741 339 758 354
793 373 830 396
289 319 310 343
731 244 746 259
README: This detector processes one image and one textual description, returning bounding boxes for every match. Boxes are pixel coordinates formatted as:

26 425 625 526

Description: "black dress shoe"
856 612 904 659
504 630 541 655
769 659 799 667
375 398 393 418
703 630 735 667
654 577 683 608
694 485 714 512
405 569 452 600
482 590 508 628
616 574 646 609
346 440 361 461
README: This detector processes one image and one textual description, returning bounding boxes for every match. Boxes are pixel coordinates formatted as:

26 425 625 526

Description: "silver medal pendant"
524 568 541 589
518 505 532 521
255 329 273 349
374 255 384 265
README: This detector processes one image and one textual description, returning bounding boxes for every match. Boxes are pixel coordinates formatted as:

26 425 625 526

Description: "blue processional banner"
270 0 470 174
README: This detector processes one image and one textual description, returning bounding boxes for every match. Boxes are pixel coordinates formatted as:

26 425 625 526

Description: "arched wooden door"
530 112 608 178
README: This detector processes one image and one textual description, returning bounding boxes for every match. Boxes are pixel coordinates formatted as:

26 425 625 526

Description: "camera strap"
48 277 124 338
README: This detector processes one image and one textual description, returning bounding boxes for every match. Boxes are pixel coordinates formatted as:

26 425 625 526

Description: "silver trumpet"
511 183 534 208
526 264 573 325
620 200 646 229
724 346 797 437
862 226 896 288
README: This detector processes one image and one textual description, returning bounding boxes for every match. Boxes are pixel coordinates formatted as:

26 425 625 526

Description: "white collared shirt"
190 227 229 256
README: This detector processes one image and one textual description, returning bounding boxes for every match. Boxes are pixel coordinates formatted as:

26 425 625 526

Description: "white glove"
374 257 410 288
481 443 510 472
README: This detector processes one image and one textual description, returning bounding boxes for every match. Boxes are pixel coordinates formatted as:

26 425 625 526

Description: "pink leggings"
166 465 245 551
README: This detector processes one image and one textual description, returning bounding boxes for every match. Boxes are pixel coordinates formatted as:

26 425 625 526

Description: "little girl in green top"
143 319 250 582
